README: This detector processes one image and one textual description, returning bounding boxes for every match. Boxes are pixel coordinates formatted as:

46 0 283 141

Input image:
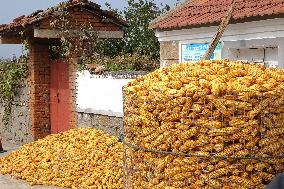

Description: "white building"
150 0 284 68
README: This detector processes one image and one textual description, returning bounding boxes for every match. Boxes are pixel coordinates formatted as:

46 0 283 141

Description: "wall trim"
77 108 123 118
156 18 284 42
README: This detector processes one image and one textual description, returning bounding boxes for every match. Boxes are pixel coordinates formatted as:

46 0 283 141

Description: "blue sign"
181 43 222 62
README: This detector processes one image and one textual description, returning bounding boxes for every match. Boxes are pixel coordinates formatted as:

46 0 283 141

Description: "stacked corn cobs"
123 60 284 189
0 129 123 189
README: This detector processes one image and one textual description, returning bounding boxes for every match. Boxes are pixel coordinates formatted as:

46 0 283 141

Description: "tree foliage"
0 61 27 126
123 0 170 59
101 0 171 60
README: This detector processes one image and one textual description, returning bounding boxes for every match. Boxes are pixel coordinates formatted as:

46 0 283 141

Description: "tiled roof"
150 0 284 30
0 0 127 33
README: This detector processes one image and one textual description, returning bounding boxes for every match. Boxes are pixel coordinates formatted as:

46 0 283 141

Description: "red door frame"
50 60 71 134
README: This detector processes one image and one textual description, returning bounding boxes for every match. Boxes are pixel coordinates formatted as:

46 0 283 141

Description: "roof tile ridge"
149 0 194 29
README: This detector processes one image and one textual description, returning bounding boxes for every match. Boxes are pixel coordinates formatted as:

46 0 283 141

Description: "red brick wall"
68 58 78 130
28 42 51 140
40 8 121 31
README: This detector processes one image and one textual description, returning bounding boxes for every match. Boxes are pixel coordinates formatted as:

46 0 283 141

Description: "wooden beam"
203 0 236 60
96 31 124 39
0 36 22 44
34 29 61 39
34 29 124 39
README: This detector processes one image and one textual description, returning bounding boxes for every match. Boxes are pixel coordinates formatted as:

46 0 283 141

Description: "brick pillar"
28 42 51 140
160 41 179 67
69 58 78 129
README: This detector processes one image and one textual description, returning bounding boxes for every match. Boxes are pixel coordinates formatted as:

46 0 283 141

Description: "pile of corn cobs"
0 129 123 189
124 60 284 189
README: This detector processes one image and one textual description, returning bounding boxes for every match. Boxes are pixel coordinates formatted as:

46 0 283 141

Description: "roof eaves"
149 0 193 30
80 7 128 28
0 0 127 34
154 13 284 32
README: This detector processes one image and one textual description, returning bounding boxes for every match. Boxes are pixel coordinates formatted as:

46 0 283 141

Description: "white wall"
223 47 278 68
222 39 278 67
76 71 132 117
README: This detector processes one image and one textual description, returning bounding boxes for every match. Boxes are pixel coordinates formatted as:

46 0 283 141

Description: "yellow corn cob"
0 129 123 189
124 60 284 188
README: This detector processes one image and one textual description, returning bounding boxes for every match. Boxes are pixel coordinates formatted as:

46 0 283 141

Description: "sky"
0 0 177 59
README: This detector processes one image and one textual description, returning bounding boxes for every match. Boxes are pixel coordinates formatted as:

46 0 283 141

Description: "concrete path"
0 175 63 189
0 140 64 189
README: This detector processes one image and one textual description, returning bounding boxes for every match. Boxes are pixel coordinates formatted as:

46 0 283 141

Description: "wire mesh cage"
122 60 284 189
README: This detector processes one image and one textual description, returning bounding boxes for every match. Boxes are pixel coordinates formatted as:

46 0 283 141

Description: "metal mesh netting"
123 60 284 189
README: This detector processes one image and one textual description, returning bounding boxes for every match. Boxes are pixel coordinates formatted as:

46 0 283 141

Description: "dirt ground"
0 140 64 189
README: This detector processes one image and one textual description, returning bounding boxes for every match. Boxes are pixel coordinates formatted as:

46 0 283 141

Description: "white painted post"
221 42 230 60
277 38 284 68
179 42 182 63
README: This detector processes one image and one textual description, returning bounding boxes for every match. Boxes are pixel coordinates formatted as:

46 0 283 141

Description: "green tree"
84 0 176 71
123 0 170 60
102 0 171 60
